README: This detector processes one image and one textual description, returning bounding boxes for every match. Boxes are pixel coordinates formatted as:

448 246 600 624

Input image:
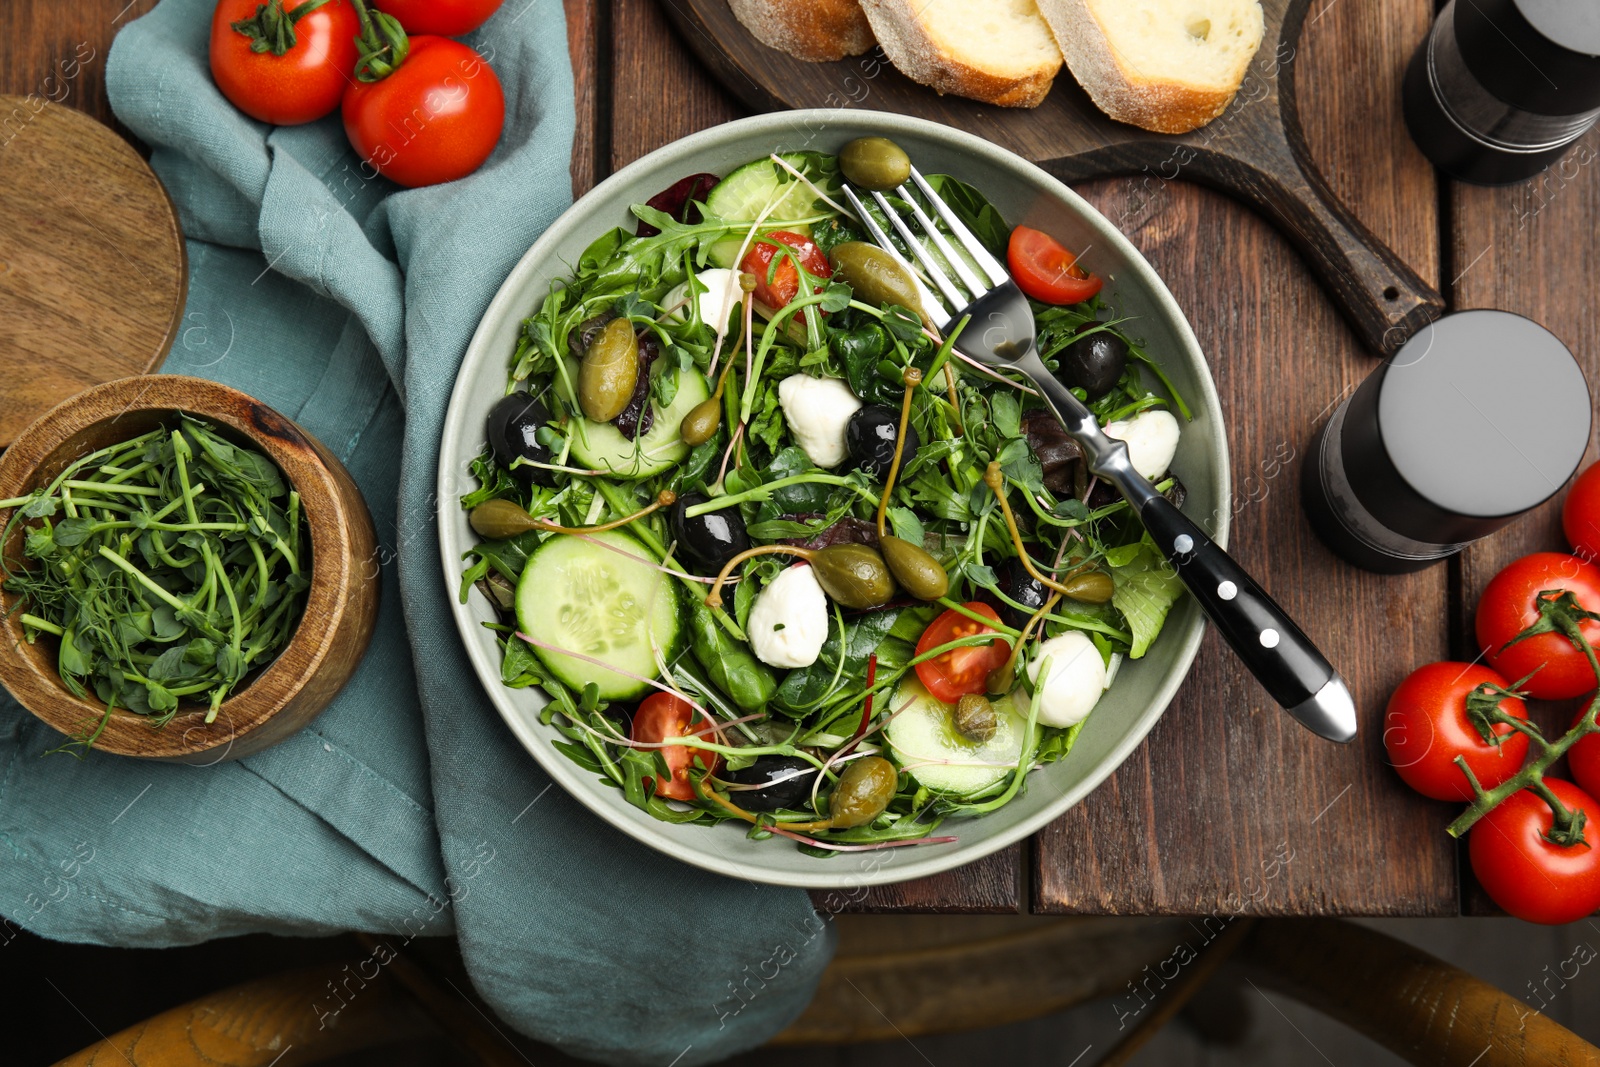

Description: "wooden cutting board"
0 97 186 448
661 0 1443 357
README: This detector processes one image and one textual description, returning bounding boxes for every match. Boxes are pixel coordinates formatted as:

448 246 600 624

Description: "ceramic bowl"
0 376 379 762
438 110 1229 888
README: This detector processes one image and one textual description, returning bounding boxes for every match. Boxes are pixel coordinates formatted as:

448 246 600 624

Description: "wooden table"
9 0 1597 917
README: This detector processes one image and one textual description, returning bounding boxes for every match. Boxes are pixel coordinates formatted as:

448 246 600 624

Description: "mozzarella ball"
1025 632 1108 727
665 268 743 329
747 565 830 669
1103 409 1181 481
778 374 863 469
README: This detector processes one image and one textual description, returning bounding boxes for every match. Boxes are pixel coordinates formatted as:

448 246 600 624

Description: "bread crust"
1037 0 1258 133
859 0 1061 109
728 0 876 63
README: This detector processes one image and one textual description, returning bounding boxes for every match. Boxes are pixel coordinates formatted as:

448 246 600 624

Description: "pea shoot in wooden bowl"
0 376 379 762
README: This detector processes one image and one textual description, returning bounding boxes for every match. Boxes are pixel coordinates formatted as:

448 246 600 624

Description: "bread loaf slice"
1038 0 1265 133
858 0 1063 109
728 0 876 63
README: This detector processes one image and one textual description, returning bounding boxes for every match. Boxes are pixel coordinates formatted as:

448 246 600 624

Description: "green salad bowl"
437 110 1230 889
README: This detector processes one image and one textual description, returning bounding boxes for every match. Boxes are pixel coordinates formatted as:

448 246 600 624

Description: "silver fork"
841 171 1356 744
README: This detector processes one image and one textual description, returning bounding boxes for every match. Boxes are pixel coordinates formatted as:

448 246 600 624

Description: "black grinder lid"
1456 0 1600 113
1342 310 1591 545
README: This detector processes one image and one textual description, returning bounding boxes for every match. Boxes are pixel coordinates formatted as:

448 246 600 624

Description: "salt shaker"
1404 0 1600 185
1302 310 1591 573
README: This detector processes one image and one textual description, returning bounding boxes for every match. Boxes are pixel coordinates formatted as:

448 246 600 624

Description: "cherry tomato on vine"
371 0 504 35
1383 662 1530 801
629 693 721 802
1470 778 1600 924
1567 709 1600 802
740 231 832 310
1564 463 1600 563
209 0 361 126
1007 225 1103 305
914 603 1012 704
342 35 505 188
1476 552 1600 700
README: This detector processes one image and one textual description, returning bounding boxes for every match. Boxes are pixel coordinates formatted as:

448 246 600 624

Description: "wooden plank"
0 2 158 132
1033 0 1456 915
1448 128 1600 915
563 0 601 197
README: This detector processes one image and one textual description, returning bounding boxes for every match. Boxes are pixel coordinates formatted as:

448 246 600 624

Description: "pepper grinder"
1404 0 1600 185
1303 310 1591 573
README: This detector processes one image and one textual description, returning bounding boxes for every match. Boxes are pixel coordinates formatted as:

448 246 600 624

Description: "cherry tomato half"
1007 225 1103 305
341 35 505 188
1565 462 1600 563
914 603 1012 704
740 231 831 310
1568 709 1600 803
1383 662 1530 801
372 0 504 36
209 0 361 126
630 693 721 802
1470 779 1600 924
1476 552 1600 700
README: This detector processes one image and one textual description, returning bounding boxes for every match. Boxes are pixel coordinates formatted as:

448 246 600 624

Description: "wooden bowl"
0 376 379 762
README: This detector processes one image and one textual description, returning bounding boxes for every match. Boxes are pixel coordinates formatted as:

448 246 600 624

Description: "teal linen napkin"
0 2 832 1062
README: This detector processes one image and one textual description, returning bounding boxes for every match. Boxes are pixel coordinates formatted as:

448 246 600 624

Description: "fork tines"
839 165 1011 330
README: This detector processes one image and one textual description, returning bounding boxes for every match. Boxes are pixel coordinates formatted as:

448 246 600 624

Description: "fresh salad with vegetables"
458 137 1192 856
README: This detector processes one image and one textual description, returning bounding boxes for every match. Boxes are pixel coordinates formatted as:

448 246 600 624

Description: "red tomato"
371 0 504 35
740 231 831 310
1383 662 1530 801
1568 710 1600 802
629 692 721 802
209 0 361 126
341 36 505 188
1470 779 1600 924
914 603 1013 704
1477 553 1600 700
1007 225 1104 305
1565 462 1600 562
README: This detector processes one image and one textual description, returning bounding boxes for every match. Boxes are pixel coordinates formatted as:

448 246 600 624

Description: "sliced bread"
728 0 876 63
1038 0 1265 133
858 0 1064 109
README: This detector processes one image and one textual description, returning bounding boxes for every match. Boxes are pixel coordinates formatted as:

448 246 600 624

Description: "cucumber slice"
705 153 839 225
563 363 711 479
884 678 1030 795
516 528 684 702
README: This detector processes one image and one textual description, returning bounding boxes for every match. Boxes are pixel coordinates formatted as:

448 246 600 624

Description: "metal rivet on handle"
1260 629 1281 649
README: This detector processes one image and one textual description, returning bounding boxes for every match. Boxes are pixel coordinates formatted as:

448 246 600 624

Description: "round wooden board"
0 96 186 448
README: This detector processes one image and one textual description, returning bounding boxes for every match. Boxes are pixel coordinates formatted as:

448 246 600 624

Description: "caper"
470 498 543 540
1061 570 1115 605
827 756 898 828
829 242 926 323
579 317 640 423
679 396 723 447
839 137 911 192
879 536 949 601
953 694 998 744
809 544 897 610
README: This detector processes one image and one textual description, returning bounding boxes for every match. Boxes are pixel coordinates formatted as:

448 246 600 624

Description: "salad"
459 139 1191 856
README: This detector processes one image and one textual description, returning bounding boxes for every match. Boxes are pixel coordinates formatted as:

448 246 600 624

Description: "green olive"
953 694 998 744
828 756 898 828
579 317 639 423
828 242 926 324
879 536 949 601
679 397 723 447
470 498 543 540
1061 570 1115 605
810 544 897 610
839 137 911 192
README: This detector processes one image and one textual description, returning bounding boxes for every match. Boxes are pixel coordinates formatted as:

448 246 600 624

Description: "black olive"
996 555 1050 630
1058 332 1128 400
486 392 555 486
846 405 921 480
724 756 819 812
669 492 750 574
